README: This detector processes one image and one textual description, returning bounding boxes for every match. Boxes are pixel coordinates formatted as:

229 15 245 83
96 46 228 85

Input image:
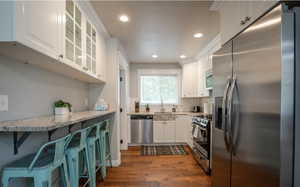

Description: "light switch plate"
0 95 8 111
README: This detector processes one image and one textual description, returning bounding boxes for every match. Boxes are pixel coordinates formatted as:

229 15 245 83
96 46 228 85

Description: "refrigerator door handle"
230 77 240 156
227 76 238 154
222 77 232 152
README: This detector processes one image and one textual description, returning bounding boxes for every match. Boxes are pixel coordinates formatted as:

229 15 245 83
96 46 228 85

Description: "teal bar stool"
85 125 100 187
65 127 95 187
1 135 71 187
104 119 112 168
97 119 112 179
94 122 106 179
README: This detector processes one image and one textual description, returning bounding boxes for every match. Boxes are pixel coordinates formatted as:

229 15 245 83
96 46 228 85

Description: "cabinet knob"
59 54 63 59
245 16 251 22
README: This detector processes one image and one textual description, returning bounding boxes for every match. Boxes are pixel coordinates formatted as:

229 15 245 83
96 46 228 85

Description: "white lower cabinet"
175 115 189 143
153 121 176 143
165 122 176 142
153 115 193 145
187 125 193 149
153 121 165 143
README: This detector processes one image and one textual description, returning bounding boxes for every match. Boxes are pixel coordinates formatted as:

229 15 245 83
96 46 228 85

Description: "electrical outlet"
0 95 8 112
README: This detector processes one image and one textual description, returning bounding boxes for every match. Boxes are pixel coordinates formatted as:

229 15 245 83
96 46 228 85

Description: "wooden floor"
96 146 211 187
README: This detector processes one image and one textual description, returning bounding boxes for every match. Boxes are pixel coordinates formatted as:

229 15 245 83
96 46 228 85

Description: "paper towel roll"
203 103 212 114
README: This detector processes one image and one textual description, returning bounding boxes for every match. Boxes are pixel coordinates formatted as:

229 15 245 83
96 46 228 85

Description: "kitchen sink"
153 112 176 121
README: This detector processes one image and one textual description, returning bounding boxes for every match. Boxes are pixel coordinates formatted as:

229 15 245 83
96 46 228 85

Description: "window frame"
137 69 182 105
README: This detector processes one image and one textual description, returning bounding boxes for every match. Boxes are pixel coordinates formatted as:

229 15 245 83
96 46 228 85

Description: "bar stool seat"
2 135 71 187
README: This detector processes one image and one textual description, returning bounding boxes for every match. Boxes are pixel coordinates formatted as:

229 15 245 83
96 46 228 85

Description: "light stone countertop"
0 110 115 132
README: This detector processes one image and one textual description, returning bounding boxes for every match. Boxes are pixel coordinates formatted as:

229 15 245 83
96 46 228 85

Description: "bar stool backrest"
29 134 71 170
86 125 98 138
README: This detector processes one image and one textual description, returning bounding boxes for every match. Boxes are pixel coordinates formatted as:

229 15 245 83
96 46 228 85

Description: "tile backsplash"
129 97 212 113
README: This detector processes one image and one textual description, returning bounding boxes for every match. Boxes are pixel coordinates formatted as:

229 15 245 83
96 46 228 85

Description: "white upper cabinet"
182 62 198 98
84 19 97 75
0 0 107 83
198 57 210 97
16 1 63 60
96 35 107 81
219 1 278 45
63 0 84 69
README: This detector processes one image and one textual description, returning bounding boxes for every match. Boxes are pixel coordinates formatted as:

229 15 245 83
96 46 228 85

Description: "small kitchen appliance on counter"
192 106 201 113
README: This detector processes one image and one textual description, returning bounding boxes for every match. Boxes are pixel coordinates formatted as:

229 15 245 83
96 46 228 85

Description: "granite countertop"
0 110 115 132
127 111 210 117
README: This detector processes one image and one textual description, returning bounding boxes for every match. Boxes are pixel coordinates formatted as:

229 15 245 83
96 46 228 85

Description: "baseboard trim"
108 159 121 167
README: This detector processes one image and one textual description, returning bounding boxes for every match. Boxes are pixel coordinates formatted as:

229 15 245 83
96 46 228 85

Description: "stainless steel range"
191 115 211 175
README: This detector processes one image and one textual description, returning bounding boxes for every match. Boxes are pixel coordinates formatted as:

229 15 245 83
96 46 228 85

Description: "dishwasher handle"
130 115 153 120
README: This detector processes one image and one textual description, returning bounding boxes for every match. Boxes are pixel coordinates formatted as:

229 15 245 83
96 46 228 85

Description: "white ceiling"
91 1 220 63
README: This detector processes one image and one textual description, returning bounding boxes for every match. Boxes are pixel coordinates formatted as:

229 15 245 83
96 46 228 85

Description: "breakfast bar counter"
0 110 115 132
0 110 115 155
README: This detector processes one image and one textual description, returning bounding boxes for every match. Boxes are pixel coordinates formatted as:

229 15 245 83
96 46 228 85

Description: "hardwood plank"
96 146 211 187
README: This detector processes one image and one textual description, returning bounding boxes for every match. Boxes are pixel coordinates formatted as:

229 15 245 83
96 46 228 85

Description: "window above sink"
138 69 181 105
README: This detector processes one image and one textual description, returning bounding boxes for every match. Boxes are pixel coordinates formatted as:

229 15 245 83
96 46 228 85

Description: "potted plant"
145 104 150 112
54 100 72 115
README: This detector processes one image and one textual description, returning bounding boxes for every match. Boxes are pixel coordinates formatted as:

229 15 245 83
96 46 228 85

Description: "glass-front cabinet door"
85 20 97 75
64 0 83 69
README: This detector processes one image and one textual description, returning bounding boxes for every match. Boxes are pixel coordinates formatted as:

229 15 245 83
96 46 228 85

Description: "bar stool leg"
34 175 48 187
2 176 9 187
100 133 107 179
106 132 113 168
87 142 97 187
67 154 80 187
84 147 95 187
61 160 70 187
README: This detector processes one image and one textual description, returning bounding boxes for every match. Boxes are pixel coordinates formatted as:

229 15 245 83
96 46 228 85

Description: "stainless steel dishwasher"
130 115 153 144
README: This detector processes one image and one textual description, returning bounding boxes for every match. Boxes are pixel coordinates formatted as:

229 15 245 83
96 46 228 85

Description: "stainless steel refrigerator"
212 3 299 187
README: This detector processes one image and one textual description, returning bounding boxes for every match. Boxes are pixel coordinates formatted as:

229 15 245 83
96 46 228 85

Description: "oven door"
192 147 211 174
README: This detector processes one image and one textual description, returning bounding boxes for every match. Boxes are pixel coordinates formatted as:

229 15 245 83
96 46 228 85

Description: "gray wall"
0 55 90 186
129 62 181 98
0 56 89 121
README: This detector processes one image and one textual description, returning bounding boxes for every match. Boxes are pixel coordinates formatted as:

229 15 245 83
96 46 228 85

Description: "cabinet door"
153 122 164 143
19 1 63 60
164 121 176 143
220 1 241 45
198 57 210 97
63 0 84 69
186 117 193 148
182 64 190 97
175 116 188 142
182 62 198 97
96 32 106 81
250 1 278 23
84 19 97 75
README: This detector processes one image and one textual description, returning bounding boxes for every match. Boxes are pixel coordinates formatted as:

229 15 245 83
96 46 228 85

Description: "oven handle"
222 77 232 152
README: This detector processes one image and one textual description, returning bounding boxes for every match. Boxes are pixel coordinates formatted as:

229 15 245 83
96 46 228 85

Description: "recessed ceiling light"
152 54 158 59
180 55 186 59
119 15 129 22
194 33 203 38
